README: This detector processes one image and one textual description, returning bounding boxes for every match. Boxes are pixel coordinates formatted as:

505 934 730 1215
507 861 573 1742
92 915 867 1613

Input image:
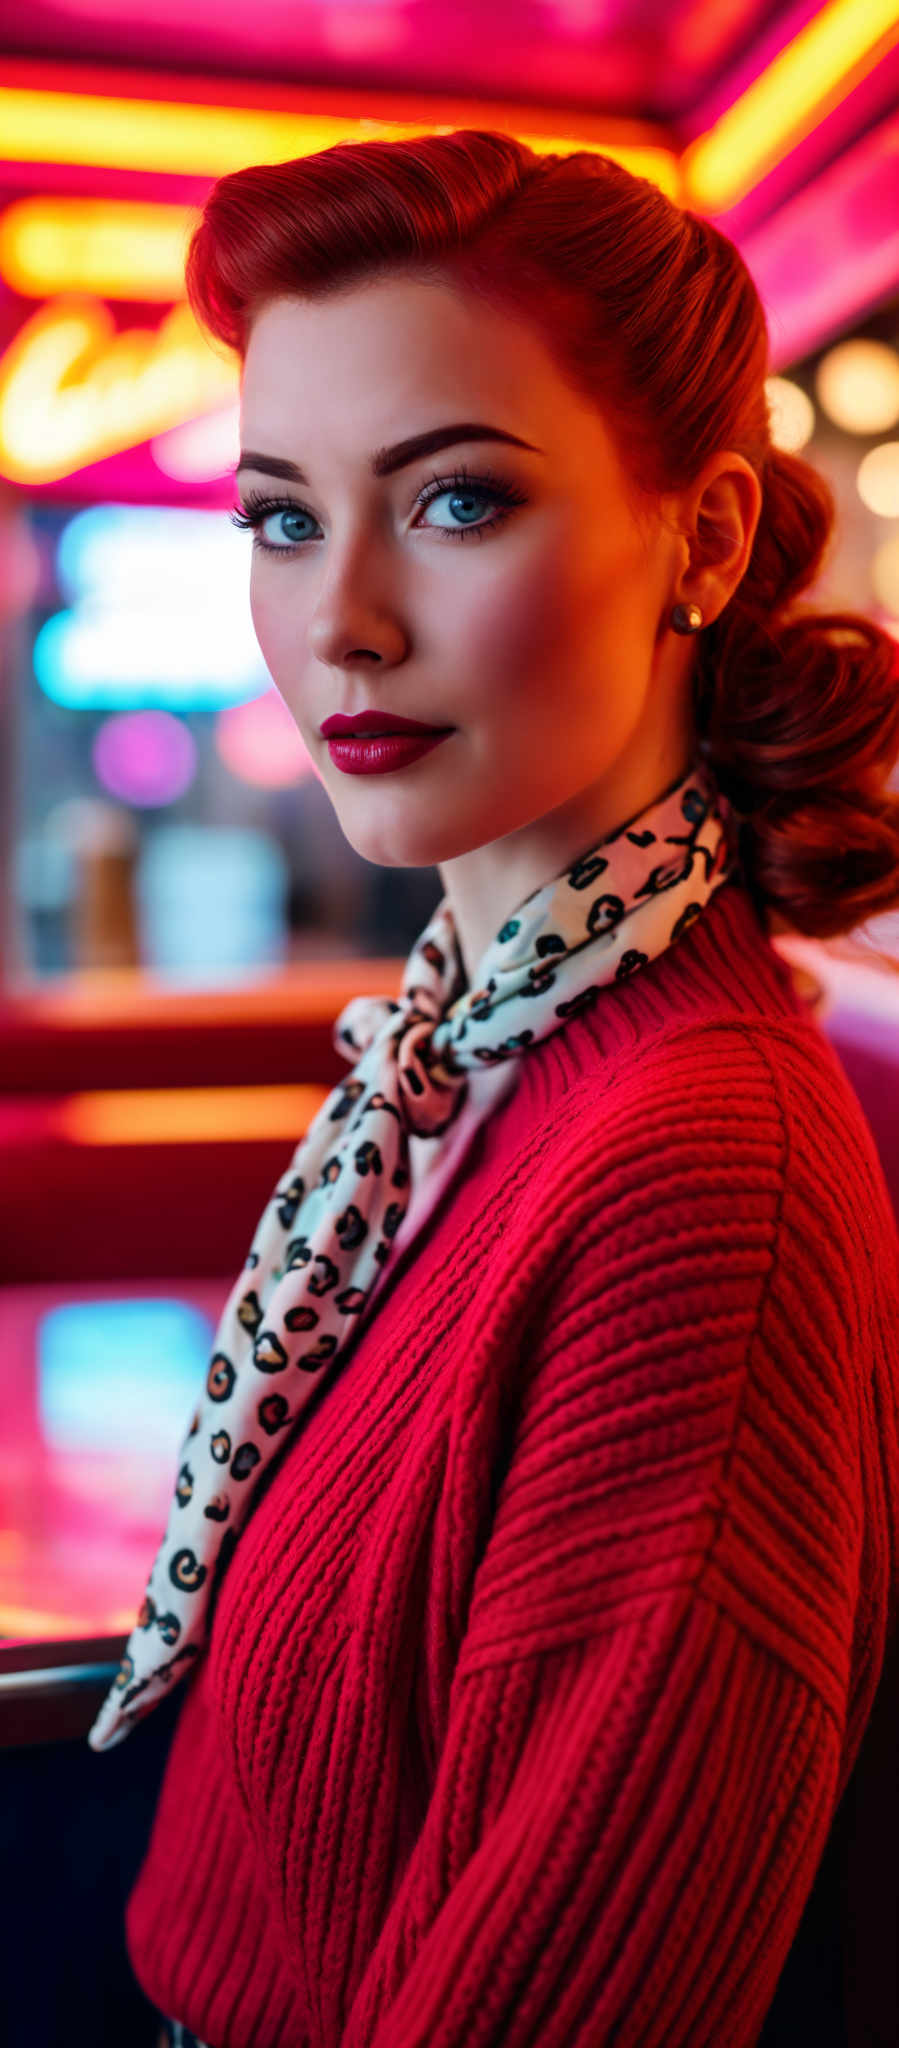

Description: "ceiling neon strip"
682 0 899 211
0 3 895 213
0 82 679 197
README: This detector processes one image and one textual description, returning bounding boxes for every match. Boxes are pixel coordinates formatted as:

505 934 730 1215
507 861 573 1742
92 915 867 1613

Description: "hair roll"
694 443 899 954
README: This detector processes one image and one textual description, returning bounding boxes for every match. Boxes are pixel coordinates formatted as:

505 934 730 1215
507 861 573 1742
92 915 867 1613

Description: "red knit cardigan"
124 879 899 2048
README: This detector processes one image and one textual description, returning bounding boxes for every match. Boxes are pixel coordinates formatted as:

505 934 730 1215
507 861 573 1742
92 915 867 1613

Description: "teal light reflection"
38 1297 215 1455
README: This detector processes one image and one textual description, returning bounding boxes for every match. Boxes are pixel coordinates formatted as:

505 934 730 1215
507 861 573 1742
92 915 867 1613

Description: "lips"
325 728 453 776
320 710 452 738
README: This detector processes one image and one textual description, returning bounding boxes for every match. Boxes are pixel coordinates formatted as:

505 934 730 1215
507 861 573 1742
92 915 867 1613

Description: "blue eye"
229 462 527 557
232 504 312 550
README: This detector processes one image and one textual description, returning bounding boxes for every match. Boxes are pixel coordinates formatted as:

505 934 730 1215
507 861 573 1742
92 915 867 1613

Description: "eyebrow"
235 421 543 485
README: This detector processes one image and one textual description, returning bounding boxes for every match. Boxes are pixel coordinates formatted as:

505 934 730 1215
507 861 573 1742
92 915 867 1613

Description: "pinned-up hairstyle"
185 128 899 964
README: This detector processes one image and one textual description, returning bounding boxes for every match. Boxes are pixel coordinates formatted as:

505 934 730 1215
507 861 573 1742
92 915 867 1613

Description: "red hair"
185 129 899 962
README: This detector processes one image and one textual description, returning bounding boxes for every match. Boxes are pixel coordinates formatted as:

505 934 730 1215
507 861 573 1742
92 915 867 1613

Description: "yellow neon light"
0 88 351 176
0 82 680 200
0 197 193 300
682 0 899 211
57 1083 330 1146
0 295 236 484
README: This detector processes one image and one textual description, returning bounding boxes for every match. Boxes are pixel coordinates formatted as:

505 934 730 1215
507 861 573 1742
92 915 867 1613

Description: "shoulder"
512 1013 899 1332
540 1012 888 1192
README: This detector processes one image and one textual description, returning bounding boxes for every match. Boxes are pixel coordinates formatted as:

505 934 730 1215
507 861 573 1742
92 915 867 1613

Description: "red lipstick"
324 730 454 776
320 706 455 776
320 710 452 737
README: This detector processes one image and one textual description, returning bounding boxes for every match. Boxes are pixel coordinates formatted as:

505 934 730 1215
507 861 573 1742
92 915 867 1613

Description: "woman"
88 130 899 2047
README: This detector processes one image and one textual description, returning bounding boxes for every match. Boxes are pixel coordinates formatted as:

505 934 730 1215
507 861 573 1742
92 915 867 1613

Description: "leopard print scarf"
88 756 739 1751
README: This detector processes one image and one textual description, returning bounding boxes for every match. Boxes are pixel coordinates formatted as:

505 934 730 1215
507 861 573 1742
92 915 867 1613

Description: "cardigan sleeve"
341 1597 844 2048
339 1022 891 2048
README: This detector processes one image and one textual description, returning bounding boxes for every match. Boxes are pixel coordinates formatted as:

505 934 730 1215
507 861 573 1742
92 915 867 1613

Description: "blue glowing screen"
38 1297 215 1454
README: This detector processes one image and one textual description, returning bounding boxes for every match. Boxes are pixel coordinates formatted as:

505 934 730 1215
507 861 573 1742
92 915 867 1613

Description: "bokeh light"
765 375 816 451
815 339 899 433
856 441 899 518
92 709 197 806
215 688 319 788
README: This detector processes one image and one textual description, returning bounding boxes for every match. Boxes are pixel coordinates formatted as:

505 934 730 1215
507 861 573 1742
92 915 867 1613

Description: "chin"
335 810 481 871
335 820 439 870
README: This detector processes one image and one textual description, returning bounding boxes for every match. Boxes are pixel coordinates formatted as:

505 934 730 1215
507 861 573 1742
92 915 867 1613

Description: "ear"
677 454 763 625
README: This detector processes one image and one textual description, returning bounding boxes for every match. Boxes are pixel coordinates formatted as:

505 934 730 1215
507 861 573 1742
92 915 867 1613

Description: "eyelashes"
229 462 528 557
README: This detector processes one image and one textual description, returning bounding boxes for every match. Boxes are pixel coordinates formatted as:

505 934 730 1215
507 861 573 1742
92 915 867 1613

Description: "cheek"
454 546 575 687
249 575 294 672
453 539 610 728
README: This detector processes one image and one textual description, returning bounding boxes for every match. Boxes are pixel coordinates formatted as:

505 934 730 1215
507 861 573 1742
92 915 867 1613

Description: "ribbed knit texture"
125 877 899 2048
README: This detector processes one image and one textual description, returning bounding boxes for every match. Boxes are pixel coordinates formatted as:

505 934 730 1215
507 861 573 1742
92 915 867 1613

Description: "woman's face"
236 276 699 960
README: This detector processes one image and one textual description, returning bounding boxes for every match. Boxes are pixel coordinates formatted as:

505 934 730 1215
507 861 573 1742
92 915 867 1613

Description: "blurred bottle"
53 798 141 969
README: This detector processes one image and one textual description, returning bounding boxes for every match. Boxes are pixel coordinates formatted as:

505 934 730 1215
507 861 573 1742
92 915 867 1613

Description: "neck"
439 741 697 987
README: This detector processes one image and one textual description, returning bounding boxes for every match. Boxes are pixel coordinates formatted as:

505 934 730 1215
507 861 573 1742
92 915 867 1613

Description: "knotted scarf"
88 756 739 1751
